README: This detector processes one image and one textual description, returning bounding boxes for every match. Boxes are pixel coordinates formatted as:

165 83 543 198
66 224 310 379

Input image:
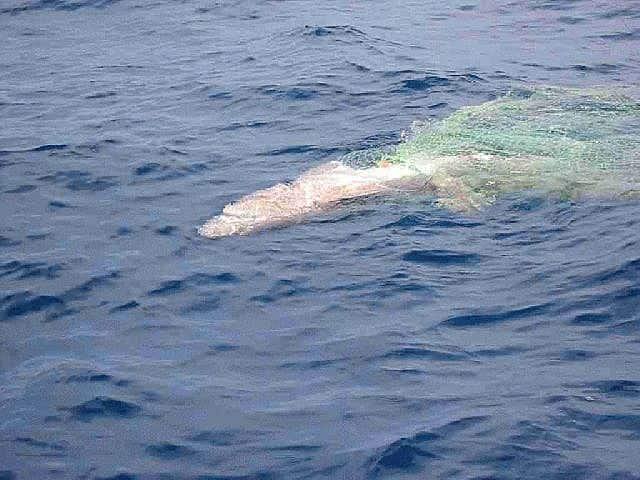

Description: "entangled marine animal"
199 86 640 239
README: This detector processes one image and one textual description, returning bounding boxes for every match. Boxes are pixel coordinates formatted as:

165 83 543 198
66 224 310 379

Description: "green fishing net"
394 86 640 165
345 86 640 203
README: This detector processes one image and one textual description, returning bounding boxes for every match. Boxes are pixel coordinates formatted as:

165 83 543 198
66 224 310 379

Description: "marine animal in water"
199 86 640 239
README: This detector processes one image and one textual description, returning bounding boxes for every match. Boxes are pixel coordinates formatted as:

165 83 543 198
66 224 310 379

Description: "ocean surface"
1 1 640 478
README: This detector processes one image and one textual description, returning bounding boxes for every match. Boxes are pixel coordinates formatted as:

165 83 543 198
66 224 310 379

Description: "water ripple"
2 0 640 478
62 396 142 422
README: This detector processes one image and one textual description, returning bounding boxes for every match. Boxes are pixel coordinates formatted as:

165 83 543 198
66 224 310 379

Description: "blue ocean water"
1 0 640 478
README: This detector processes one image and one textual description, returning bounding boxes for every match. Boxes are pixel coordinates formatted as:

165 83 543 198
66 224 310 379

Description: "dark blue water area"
1 0 640 478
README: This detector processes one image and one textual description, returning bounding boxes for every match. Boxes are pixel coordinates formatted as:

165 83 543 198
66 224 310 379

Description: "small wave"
62 272 119 302
0 236 21 247
442 303 552 328
48 200 72 208
1 0 121 15
571 63 624 73
38 169 118 192
250 278 314 304
155 225 177 236
297 24 367 38
187 429 268 447
529 0 582 12
557 407 640 434
31 143 68 151
145 442 196 460
594 29 640 41
470 345 532 357
555 349 601 362
84 91 117 99
130 161 211 184
0 144 67 154
388 71 485 94
598 7 640 20
134 162 165 176
66 372 109 382
62 396 142 422
570 311 612 325
370 439 435 474
95 474 137 480
254 82 346 103
257 85 319 101
13 436 65 452
217 120 280 133
206 90 233 101
147 272 237 296
2 294 64 320
403 249 482 266
5 184 37 194
379 346 469 362
585 380 640 397
2 271 121 321
557 15 586 24
400 76 451 91
0 260 63 280
109 300 139 313
257 144 320 156
384 215 481 230
368 417 488 476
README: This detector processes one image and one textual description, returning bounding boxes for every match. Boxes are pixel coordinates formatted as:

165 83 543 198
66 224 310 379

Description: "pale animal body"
198 154 514 238
199 87 640 239
198 161 422 238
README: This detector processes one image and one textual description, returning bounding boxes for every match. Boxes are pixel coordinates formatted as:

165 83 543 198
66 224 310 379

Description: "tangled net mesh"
344 86 640 201
395 86 640 165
